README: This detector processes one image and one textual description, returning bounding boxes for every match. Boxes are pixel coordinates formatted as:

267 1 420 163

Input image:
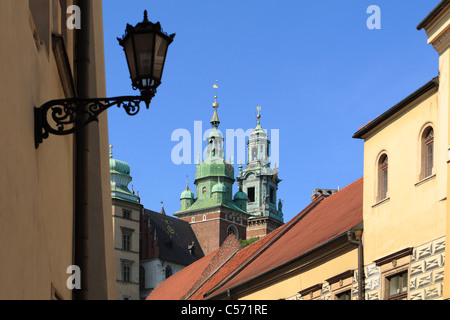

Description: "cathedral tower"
174 85 250 255
236 107 284 239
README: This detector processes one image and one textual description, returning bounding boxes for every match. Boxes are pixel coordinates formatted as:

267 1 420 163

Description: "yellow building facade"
0 0 116 299
246 1 450 301
354 0 450 300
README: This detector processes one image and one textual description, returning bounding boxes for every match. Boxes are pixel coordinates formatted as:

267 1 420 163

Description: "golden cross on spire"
256 106 262 125
213 80 219 106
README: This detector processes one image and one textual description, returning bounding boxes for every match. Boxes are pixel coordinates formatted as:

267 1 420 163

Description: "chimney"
311 188 338 201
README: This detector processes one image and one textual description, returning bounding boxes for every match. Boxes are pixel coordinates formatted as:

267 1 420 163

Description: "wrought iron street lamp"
34 10 175 148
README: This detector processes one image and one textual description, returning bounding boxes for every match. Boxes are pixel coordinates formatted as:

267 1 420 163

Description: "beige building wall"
359 85 447 300
240 249 358 300
407 1 450 299
361 89 445 264
112 200 141 300
0 0 116 299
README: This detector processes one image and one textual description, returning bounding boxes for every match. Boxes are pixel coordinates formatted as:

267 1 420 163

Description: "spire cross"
213 80 219 105
256 106 262 124
210 80 220 127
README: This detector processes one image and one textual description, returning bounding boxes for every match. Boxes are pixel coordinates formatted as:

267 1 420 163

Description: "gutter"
346 222 364 300
417 0 450 30
73 0 91 300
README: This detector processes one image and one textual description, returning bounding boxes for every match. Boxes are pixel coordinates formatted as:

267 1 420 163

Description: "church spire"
210 80 220 128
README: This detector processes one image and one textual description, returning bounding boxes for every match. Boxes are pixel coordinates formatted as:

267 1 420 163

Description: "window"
270 187 275 204
140 266 145 289
120 227 134 250
122 265 130 282
123 209 131 219
122 233 131 251
247 187 255 202
227 225 238 238
422 127 434 178
378 154 388 201
251 147 257 161
335 290 351 300
386 271 408 300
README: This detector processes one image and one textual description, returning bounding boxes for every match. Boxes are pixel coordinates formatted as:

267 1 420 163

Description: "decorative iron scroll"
34 95 147 148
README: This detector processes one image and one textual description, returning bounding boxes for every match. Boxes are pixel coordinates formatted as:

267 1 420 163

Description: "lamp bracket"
34 95 149 148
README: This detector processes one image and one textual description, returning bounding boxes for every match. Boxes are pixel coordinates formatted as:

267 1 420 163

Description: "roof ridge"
183 235 242 299
319 176 363 204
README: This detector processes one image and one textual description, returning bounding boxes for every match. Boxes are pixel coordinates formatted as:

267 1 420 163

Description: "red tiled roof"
146 246 219 300
147 234 242 300
206 177 363 299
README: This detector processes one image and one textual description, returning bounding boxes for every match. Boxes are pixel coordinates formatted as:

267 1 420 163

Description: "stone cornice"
431 25 450 53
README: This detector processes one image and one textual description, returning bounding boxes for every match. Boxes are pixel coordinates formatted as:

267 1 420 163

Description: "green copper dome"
181 184 195 199
110 158 131 175
234 190 248 200
109 146 138 204
212 182 227 193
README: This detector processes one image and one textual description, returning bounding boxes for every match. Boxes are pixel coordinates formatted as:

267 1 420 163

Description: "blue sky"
103 1 440 223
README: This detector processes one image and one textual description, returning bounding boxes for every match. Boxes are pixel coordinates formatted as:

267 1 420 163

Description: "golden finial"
212 80 219 107
256 106 262 126
109 145 113 158
211 80 220 127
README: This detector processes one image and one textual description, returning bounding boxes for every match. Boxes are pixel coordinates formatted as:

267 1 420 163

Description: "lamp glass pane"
123 38 137 81
134 33 154 80
153 35 169 81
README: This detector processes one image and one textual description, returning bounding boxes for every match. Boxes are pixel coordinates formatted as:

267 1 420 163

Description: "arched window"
227 225 238 239
378 154 388 201
422 127 434 178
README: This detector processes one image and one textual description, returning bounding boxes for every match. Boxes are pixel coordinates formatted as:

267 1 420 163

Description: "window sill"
414 174 436 187
372 197 390 208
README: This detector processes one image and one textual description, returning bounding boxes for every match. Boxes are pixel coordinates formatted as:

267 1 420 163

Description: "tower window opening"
270 187 275 204
247 187 255 202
